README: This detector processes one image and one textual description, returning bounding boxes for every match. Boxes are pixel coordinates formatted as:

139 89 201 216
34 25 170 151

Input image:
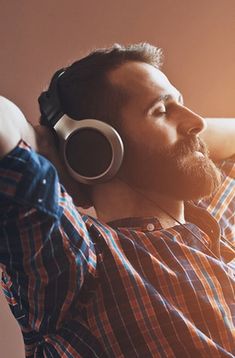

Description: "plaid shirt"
0 141 234 357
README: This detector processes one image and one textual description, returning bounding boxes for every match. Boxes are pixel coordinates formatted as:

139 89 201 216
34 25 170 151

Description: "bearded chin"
123 136 222 201
156 155 222 201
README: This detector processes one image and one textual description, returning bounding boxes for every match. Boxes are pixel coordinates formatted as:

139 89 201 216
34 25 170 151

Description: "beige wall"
1 1 235 356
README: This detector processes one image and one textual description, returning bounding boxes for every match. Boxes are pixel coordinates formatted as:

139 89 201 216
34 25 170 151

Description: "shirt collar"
107 202 221 256
108 216 162 232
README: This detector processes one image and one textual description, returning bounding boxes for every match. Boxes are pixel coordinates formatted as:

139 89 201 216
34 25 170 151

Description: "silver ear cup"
54 116 124 184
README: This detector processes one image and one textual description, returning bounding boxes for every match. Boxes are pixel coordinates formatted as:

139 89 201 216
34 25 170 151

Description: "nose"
177 106 207 136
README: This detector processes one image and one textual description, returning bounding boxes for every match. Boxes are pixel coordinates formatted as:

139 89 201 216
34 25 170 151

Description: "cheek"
119 109 179 159
126 122 178 156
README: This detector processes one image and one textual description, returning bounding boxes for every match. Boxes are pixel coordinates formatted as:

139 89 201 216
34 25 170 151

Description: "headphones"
38 69 124 185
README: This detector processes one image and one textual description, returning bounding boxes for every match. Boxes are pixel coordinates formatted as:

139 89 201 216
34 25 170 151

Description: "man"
0 43 234 357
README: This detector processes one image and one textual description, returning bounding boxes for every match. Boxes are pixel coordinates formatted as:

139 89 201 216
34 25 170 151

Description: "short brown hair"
57 43 163 129
45 43 163 208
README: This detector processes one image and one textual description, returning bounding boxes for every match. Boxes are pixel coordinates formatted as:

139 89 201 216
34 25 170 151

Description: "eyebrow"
145 93 184 114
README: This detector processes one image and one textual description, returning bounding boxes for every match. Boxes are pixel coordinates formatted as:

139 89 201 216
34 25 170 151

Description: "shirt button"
146 223 155 232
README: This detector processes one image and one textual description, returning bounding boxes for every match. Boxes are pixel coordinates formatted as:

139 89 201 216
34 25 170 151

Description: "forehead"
108 61 179 106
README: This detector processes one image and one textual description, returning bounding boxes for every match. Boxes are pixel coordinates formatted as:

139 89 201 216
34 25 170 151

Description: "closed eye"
150 103 166 117
146 91 183 118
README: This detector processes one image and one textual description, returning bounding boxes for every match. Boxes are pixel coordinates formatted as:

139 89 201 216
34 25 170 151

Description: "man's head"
107 60 221 201
44 43 221 207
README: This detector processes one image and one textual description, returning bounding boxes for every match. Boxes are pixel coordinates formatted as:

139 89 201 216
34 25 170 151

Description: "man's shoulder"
198 156 235 211
196 156 235 248
218 155 235 179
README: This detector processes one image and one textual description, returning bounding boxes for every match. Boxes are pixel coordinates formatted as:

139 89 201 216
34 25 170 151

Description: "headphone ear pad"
54 117 124 184
65 128 114 177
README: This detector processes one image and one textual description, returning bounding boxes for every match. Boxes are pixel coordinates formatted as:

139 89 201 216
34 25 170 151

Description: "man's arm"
0 96 61 180
0 96 37 157
0 97 98 355
201 118 235 161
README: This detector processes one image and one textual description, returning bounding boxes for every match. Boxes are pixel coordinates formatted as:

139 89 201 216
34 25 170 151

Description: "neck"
92 178 185 229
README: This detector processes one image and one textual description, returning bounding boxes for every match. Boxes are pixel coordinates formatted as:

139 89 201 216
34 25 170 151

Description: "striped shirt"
0 140 234 357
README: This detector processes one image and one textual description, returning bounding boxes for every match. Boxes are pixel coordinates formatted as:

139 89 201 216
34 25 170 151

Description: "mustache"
165 136 209 158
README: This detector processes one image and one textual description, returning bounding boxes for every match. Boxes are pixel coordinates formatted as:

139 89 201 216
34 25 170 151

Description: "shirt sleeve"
0 140 97 335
